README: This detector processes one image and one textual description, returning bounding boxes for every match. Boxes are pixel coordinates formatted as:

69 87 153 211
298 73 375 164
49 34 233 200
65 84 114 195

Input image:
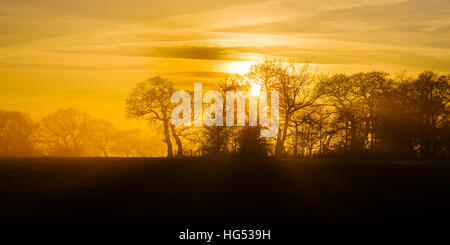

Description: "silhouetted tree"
248 60 323 157
34 108 91 156
199 76 244 156
410 71 449 158
111 129 165 157
375 79 417 157
126 76 182 158
86 118 117 157
351 72 393 152
0 110 36 156
289 105 331 157
237 126 269 158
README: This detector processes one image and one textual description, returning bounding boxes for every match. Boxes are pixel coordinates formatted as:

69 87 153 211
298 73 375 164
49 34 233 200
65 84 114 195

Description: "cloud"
2 0 450 130
53 45 251 61
216 0 450 46
147 46 242 60
1 0 450 73
153 1 297 30
0 0 264 23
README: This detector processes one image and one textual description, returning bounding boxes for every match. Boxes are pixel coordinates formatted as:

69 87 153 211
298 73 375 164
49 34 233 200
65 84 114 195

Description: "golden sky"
1 0 450 129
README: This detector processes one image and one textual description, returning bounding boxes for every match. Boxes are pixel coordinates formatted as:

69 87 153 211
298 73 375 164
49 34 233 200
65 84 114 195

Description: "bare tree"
248 60 323 157
34 108 91 156
86 118 117 157
111 129 166 157
0 110 36 156
126 76 180 158
410 71 450 158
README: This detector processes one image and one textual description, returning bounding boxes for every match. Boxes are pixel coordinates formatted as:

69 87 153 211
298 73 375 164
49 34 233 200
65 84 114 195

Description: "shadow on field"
0 157 449 224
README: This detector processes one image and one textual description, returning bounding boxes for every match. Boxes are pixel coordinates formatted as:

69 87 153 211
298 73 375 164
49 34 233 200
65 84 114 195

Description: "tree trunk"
293 125 299 157
163 118 173 158
350 118 359 154
103 148 109 157
170 124 183 157
274 128 283 157
345 121 349 151
370 119 375 151
275 114 290 157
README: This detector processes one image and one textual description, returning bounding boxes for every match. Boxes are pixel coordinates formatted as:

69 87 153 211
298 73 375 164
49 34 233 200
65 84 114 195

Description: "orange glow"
250 83 262 96
226 61 256 75
1 0 449 132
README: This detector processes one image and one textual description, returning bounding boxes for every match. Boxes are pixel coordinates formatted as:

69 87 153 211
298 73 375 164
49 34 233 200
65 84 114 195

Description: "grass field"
0 157 449 224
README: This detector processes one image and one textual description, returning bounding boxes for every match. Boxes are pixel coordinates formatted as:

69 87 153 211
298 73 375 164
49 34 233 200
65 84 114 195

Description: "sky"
1 0 450 129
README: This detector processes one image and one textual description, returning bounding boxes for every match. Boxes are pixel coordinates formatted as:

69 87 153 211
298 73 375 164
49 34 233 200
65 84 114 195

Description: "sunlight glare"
226 61 256 75
250 83 262 96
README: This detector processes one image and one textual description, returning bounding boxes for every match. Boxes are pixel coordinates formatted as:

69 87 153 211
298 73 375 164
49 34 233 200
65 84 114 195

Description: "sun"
226 61 256 75
250 83 262 96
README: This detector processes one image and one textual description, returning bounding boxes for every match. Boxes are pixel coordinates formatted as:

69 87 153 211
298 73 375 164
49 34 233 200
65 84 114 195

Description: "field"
0 157 449 224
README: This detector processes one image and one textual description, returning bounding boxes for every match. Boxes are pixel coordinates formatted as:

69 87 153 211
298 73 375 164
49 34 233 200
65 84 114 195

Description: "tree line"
0 108 164 157
127 60 449 159
1 60 448 159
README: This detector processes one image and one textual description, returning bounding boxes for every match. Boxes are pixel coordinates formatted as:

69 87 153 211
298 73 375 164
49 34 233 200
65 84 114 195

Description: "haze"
1 0 449 129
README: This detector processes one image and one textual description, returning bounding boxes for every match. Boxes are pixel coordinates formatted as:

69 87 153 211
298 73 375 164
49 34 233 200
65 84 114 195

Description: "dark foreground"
0 157 449 224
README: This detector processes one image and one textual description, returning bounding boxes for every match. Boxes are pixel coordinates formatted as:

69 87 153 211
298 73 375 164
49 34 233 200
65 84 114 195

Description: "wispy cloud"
1 0 450 127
